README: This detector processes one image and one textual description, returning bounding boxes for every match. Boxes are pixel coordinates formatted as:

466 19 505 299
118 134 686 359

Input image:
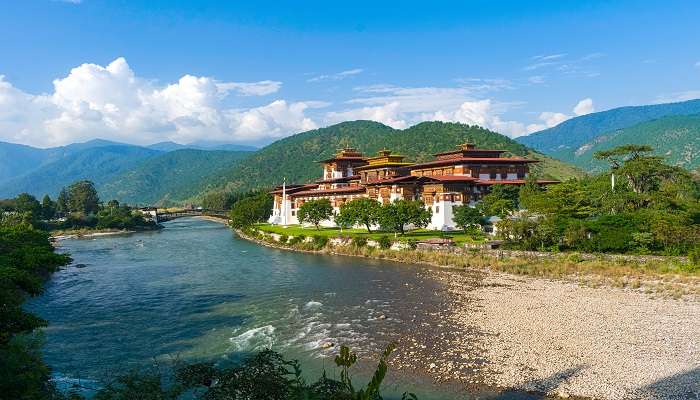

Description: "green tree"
452 205 484 232
298 199 333 230
336 198 382 232
67 180 100 215
14 193 41 216
0 225 71 399
479 184 519 217
41 195 56 220
228 193 273 229
378 200 432 234
56 188 69 217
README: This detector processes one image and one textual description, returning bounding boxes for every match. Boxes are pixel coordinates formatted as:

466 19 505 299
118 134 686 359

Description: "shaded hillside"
0 139 127 185
100 149 250 206
0 145 160 198
569 114 700 172
202 120 584 196
517 98 700 162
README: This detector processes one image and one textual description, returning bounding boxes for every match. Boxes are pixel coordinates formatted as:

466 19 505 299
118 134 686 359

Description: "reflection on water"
29 218 464 398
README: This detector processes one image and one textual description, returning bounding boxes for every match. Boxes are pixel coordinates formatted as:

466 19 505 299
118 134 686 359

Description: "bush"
351 236 367 248
311 235 328 249
278 234 288 244
689 246 700 266
406 239 417 250
288 236 302 245
377 235 392 249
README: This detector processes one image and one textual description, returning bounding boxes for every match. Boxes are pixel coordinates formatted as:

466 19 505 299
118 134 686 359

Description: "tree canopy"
298 199 334 230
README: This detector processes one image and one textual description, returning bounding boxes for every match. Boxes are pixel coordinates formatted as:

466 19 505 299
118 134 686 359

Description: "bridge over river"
141 209 230 223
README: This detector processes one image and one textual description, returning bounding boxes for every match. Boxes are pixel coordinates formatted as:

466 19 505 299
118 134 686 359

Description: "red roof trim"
290 186 367 197
476 179 559 185
411 157 538 169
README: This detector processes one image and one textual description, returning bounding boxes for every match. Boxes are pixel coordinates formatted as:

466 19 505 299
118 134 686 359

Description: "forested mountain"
0 139 125 184
100 149 250 205
567 114 700 172
200 120 584 196
0 145 161 199
517 98 700 170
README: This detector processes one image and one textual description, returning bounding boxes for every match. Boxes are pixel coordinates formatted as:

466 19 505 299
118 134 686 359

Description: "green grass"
254 223 485 244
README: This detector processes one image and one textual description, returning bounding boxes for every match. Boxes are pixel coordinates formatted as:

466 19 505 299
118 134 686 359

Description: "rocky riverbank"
411 269 699 400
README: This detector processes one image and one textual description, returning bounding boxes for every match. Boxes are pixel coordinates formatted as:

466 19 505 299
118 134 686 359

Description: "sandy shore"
422 270 700 400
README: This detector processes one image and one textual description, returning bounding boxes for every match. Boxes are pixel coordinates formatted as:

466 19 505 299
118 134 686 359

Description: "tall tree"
56 188 69 217
335 198 382 232
13 193 41 216
298 199 333 230
40 194 56 220
452 205 484 232
378 200 432 234
67 180 100 215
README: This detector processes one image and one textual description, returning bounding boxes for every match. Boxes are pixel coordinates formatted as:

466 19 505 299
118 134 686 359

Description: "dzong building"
268 143 557 230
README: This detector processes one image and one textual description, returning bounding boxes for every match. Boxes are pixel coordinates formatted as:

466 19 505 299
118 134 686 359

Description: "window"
435 206 440 214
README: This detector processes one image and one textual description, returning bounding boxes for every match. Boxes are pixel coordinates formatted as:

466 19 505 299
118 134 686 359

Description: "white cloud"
0 58 315 147
573 98 595 115
524 98 594 134
694 61 700 68
654 90 700 104
326 102 408 129
216 80 282 96
528 75 545 84
307 68 364 82
327 86 530 137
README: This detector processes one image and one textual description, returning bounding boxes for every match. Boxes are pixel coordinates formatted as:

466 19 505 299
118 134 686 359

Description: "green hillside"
202 120 584 196
0 145 160 198
568 114 700 172
100 149 250 206
517 98 700 160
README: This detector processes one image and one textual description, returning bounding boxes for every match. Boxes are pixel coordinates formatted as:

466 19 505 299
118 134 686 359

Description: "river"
30 218 491 398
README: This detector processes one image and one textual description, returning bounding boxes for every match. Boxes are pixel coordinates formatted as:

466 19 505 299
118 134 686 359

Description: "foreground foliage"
83 344 411 400
0 221 71 399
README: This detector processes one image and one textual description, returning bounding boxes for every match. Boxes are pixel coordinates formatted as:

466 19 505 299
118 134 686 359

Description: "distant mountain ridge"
0 139 253 204
517 98 700 171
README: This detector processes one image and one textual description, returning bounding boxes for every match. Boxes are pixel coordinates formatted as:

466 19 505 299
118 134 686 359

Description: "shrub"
689 246 700 266
352 236 367 248
278 234 288 244
288 236 302 245
377 235 392 249
311 235 328 249
406 239 418 250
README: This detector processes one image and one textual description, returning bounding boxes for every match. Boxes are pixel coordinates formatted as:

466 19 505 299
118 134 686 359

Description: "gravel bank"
435 271 699 400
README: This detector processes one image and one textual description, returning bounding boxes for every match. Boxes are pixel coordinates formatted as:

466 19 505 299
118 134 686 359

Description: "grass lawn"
254 223 485 244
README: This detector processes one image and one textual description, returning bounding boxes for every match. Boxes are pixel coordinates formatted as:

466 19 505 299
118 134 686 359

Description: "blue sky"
1 0 699 147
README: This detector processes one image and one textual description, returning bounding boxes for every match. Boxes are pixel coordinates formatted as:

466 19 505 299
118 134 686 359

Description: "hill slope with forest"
200 120 584 197
100 149 250 205
517 98 700 170
0 145 161 199
567 114 700 172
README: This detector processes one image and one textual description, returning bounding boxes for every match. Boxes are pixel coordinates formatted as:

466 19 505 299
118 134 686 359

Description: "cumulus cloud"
573 98 595 115
307 68 364 82
0 58 316 147
327 85 530 137
524 98 594 134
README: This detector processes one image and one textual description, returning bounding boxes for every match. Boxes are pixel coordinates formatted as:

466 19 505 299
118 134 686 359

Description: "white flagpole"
282 177 287 226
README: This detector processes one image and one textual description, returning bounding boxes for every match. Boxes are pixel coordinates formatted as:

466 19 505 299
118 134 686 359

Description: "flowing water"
29 218 475 398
